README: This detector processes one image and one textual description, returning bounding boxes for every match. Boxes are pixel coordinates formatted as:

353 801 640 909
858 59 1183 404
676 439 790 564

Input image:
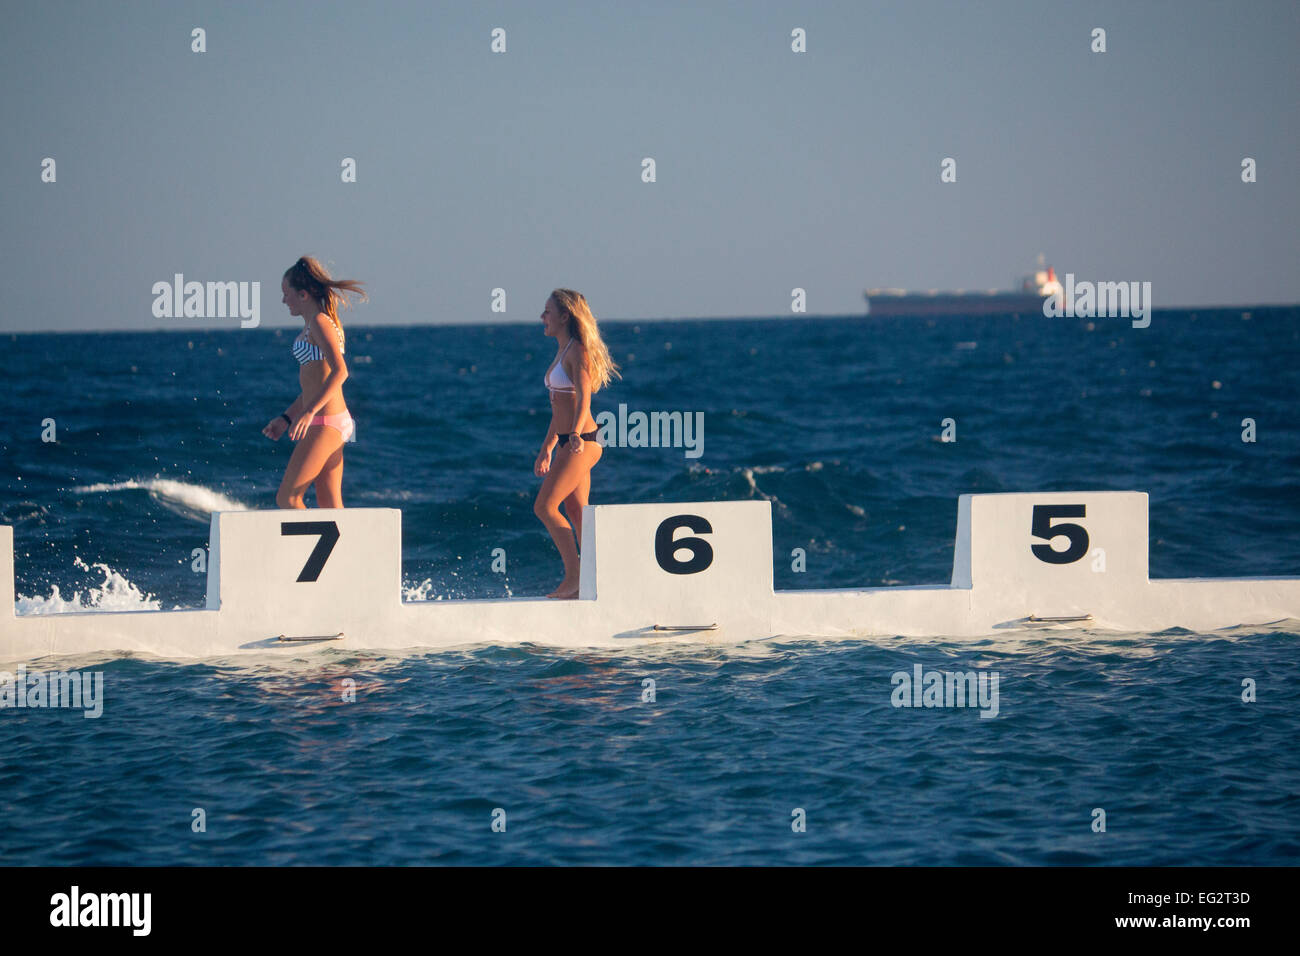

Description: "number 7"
281 521 340 582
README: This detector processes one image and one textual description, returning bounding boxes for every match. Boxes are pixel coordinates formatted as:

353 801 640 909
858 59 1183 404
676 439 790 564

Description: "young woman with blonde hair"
534 289 621 598
262 256 366 508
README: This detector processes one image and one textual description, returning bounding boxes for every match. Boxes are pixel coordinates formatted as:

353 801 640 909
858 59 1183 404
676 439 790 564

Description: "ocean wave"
73 477 249 521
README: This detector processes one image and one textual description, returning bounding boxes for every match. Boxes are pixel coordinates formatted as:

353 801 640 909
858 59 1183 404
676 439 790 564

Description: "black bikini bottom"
558 429 599 448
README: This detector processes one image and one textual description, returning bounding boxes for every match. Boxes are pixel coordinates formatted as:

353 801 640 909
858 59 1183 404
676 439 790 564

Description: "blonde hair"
284 256 367 333
550 289 621 392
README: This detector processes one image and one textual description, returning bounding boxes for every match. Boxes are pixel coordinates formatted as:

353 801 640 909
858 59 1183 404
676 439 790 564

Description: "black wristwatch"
279 413 293 426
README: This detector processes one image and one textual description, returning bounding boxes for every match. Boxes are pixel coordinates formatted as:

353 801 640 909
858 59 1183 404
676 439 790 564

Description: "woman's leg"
277 426 345 508
562 464 594 549
315 442 345 508
534 442 601 597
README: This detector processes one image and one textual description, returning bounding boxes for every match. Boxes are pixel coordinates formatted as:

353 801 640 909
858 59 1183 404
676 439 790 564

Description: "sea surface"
2 308 1298 865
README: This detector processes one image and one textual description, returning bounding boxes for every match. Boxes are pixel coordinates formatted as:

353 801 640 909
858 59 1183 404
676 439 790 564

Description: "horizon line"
4 302 1297 336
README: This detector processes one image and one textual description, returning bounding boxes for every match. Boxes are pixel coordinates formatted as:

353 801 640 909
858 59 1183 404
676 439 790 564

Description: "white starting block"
1 491 1297 660
580 501 772 638
952 491 1150 618
208 509 404 638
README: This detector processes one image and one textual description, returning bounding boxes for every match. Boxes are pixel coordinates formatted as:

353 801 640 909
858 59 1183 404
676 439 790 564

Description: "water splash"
402 577 514 602
16 556 164 614
74 478 248 521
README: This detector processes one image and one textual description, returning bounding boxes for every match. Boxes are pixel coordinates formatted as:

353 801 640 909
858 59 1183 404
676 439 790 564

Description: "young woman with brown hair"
262 256 366 508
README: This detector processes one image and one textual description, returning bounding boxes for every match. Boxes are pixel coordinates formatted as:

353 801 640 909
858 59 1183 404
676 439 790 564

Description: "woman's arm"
535 417 559 475
263 392 306 439
540 418 559 452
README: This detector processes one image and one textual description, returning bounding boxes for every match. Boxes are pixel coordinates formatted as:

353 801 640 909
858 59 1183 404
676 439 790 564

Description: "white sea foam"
739 467 779 503
402 577 513 602
74 478 249 520
16 557 165 615
354 489 419 502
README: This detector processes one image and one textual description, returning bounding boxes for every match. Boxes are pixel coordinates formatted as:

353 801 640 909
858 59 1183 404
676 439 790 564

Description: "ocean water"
2 308 1299 864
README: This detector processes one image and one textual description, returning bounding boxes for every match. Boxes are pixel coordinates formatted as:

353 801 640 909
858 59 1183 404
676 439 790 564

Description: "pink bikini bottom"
306 412 354 443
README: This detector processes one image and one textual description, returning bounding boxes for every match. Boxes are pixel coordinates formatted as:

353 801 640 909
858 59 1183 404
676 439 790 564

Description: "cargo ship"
865 256 1065 317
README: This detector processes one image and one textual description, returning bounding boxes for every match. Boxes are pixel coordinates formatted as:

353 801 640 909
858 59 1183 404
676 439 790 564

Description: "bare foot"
547 581 579 599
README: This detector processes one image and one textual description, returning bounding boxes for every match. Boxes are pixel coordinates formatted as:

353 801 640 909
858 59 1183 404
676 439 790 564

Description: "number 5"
1030 505 1088 564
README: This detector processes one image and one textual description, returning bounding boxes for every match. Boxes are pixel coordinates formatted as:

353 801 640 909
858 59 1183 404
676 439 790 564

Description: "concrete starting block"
1 492 1296 660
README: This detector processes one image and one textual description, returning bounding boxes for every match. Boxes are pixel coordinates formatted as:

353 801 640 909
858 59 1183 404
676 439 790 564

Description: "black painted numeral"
654 515 714 575
1030 505 1088 564
281 521 340 581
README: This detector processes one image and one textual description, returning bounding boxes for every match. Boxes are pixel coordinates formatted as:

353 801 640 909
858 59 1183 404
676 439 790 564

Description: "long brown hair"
284 256 366 332
550 288 621 391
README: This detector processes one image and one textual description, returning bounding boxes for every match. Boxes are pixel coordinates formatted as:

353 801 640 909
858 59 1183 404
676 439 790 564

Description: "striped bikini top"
291 321 345 365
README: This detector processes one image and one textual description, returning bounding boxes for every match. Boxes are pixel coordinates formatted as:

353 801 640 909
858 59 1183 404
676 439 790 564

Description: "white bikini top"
545 339 576 393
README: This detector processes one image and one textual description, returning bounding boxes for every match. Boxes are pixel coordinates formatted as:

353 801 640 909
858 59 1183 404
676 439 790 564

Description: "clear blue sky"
3 0 1297 331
